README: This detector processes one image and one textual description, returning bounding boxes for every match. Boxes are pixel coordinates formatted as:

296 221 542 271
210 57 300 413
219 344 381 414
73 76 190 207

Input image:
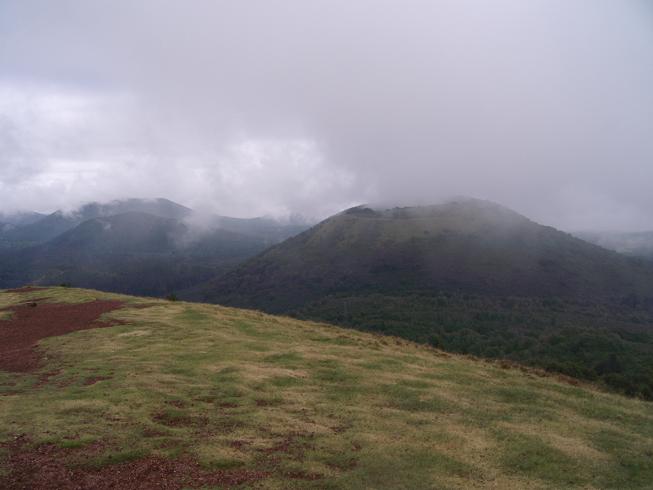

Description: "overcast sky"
1 0 652 230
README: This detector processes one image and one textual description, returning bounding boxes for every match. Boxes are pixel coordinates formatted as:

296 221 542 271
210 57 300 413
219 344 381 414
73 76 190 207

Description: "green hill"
0 212 268 296
204 199 653 310
0 198 192 248
0 287 652 489
0 199 310 296
200 199 653 399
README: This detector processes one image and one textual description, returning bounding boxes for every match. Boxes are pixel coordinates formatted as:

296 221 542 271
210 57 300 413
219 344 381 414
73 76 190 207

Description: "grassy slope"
0 288 652 489
203 202 653 400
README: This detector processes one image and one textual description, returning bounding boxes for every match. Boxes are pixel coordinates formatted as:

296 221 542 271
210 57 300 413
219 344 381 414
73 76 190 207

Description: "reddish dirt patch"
130 303 161 309
0 437 268 489
255 399 276 407
82 375 112 386
218 402 238 409
3 286 47 294
331 423 352 434
164 399 187 408
282 469 324 480
229 439 251 450
151 410 210 429
259 432 316 459
151 411 194 428
0 300 125 372
141 428 167 438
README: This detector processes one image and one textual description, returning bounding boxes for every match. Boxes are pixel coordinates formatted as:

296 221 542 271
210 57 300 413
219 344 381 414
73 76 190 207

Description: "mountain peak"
205 201 653 311
342 198 530 224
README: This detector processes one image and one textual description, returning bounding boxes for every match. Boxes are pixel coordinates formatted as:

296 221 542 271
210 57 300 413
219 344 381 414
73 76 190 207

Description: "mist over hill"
2 2 653 486
0 198 192 249
4 197 653 397
204 199 653 310
575 230 653 261
0 211 45 228
203 199 653 398
0 198 310 296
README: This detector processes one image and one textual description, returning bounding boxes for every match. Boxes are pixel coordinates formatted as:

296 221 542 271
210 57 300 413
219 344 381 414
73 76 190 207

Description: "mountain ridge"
0 198 192 248
575 230 653 260
204 199 653 310
0 199 311 296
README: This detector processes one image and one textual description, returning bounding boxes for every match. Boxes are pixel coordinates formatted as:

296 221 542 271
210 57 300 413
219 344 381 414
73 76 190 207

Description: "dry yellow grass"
0 287 651 488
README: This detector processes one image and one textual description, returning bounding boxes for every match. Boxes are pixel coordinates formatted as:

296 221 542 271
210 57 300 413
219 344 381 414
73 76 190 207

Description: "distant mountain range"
0 198 192 249
2 196 653 398
0 198 310 296
0 211 46 234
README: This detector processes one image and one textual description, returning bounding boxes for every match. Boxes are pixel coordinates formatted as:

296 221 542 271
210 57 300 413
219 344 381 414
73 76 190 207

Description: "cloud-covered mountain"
574 230 653 261
0 198 191 248
0 198 310 296
204 199 653 311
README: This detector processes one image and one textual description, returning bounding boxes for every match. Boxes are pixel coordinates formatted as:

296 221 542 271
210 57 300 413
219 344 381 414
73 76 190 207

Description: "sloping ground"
0 288 651 489
202 201 653 400
576 230 653 260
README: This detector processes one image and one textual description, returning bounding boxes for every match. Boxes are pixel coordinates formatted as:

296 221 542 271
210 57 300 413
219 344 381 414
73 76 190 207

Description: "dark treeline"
295 292 653 400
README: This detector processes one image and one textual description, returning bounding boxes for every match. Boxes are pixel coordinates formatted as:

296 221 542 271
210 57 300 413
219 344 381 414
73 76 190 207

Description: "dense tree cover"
296 292 653 399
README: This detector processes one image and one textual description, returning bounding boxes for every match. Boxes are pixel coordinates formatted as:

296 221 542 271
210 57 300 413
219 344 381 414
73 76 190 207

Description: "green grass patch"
495 430 584 485
268 375 304 388
0 287 651 489
83 448 149 469
263 352 304 367
311 359 357 384
380 383 451 413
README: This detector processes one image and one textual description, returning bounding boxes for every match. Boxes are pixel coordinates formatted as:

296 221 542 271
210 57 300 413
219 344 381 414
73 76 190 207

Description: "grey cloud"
0 0 652 229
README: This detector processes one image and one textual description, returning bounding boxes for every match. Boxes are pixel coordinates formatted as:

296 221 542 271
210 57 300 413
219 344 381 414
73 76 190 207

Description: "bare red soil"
82 375 112 386
3 287 48 294
0 437 268 490
0 300 124 372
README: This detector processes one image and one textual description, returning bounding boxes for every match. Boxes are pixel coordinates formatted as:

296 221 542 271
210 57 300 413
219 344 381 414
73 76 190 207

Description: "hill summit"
204 198 653 310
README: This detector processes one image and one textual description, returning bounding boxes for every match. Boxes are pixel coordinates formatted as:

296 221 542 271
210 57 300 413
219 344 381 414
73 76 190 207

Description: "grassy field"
1 287 652 488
